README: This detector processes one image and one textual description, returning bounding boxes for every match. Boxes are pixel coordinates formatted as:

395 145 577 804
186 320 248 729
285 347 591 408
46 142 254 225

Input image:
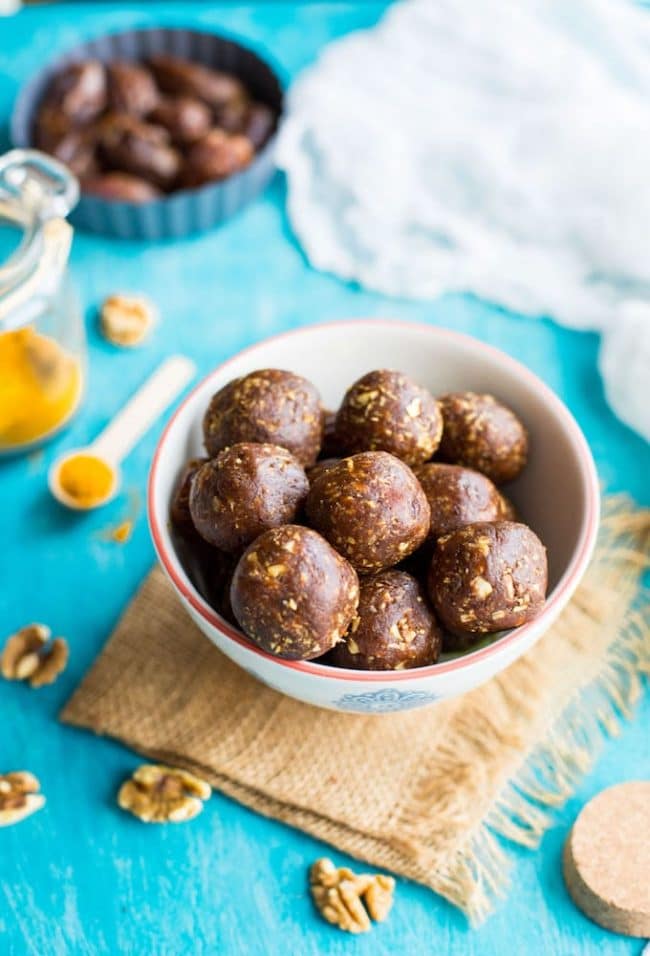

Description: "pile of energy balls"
170 369 548 669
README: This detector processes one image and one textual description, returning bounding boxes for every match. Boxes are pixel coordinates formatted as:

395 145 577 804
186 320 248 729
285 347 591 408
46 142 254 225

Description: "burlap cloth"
62 499 650 924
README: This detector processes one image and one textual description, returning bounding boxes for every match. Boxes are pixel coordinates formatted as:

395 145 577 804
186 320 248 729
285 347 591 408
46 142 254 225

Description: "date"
148 54 246 109
148 96 212 145
181 129 254 188
83 172 162 202
107 61 159 116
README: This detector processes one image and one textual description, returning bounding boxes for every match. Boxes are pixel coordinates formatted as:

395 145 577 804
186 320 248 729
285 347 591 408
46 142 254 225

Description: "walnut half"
100 293 157 347
117 764 212 823
310 858 395 933
0 772 46 827
1 624 68 688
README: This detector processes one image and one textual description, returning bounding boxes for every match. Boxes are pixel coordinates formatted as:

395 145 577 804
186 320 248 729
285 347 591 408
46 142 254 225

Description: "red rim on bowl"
148 319 601 681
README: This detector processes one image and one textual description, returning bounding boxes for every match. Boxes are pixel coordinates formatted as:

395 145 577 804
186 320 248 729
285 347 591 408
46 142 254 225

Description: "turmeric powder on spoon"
56 453 116 509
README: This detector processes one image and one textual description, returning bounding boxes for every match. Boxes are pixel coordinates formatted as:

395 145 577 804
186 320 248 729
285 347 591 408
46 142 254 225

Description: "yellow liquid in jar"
0 327 83 450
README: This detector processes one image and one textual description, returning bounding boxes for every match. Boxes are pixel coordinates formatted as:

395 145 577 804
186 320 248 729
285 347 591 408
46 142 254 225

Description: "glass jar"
0 149 85 455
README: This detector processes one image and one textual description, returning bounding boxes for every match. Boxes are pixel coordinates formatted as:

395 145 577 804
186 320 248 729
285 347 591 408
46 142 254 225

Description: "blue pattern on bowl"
335 688 439 713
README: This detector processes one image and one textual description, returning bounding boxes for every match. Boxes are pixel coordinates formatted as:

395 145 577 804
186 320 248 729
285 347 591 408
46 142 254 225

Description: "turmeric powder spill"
57 454 115 508
0 327 83 450
109 520 133 544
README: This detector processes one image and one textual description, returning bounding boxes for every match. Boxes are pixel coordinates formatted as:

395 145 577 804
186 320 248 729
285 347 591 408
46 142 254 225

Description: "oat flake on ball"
230 525 359 660
305 451 430 573
335 369 443 466
203 369 323 466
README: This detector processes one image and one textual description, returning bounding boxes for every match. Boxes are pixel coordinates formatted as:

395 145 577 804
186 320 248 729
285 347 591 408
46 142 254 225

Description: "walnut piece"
310 858 395 933
0 772 46 827
100 293 156 347
1 624 69 688
117 764 212 823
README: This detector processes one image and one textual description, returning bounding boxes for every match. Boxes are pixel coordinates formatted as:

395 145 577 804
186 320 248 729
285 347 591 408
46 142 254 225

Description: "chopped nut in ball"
189 443 309 552
414 462 513 539
230 525 359 660
100 293 156 347
203 369 323 466
0 772 46 827
310 858 395 934
1 623 68 688
438 392 528 484
427 520 547 641
305 452 430 573
117 764 212 823
335 369 443 465
329 570 441 670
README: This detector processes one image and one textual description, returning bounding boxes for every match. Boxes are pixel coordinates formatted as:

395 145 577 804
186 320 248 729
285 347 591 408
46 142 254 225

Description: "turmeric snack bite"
437 392 528 484
427 521 547 641
189 443 308 552
305 451 430 573
230 525 359 660
414 462 513 539
329 570 442 671
335 370 442 466
203 369 323 466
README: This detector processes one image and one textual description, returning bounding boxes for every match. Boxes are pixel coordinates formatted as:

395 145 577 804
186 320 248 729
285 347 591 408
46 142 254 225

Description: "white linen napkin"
277 0 650 441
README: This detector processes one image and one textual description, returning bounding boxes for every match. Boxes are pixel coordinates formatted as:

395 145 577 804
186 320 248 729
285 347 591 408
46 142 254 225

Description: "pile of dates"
33 56 277 201
170 368 548 670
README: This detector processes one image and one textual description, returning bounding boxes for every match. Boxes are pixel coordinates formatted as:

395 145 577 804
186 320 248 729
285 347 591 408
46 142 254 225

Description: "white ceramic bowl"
148 320 600 714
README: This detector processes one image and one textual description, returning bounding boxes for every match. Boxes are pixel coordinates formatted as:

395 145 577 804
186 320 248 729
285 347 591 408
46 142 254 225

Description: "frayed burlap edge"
397 498 649 924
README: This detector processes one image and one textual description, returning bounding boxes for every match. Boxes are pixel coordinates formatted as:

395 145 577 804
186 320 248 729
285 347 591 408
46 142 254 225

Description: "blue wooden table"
1 5 649 955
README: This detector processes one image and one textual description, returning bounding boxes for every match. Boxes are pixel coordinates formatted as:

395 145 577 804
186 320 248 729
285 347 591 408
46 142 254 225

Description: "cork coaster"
563 781 650 937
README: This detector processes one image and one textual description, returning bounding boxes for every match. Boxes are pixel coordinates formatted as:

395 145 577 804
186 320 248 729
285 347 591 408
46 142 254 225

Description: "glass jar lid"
0 149 79 329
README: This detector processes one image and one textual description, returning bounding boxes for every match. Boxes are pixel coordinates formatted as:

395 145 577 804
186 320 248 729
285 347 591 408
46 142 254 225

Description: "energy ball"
335 369 443 466
305 451 431 572
427 521 547 639
203 369 323 466
189 443 308 552
329 570 442 671
170 457 208 535
230 525 359 660
437 392 528 484
414 462 514 539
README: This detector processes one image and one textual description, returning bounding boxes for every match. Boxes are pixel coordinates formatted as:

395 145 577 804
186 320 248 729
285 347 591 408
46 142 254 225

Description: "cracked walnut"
1 624 68 688
310 857 395 933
